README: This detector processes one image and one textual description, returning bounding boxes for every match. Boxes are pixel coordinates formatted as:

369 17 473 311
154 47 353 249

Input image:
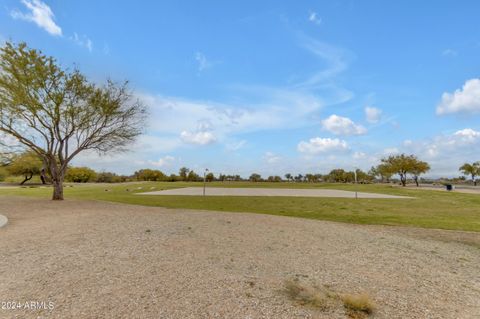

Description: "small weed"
341 293 376 315
284 279 329 310
145 229 151 233
284 279 376 317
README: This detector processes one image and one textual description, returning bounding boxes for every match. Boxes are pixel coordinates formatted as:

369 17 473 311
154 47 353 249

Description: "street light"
354 167 358 199
203 168 209 196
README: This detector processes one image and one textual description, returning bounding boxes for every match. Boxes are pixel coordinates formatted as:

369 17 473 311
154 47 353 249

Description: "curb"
0 214 8 228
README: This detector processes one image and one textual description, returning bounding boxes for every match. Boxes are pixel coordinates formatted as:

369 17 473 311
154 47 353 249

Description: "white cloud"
453 128 480 141
195 52 213 72
10 0 62 36
436 79 480 115
442 49 457 57
308 11 322 25
180 130 216 145
364 106 382 123
297 137 348 154
387 129 480 160
403 139 413 147
381 128 480 177
102 43 110 55
74 36 355 175
71 135 182 174
321 114 366 136
418 128 480 161
383 147 399 155
149 155 175 167
296 36 353 92
70 33 93 52
353 151 366 160
138 89 325 141
263 152 281 164
225 140 246 151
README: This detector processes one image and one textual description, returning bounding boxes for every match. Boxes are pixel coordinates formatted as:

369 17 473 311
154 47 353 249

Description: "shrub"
0 166 7 181
134 169 166 181
95 171 126 183
342 293 376 315
65 167 97 183
284 279 329 310
187 170 200 181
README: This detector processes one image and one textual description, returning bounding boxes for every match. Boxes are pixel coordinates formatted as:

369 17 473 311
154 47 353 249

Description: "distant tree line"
2 150 480 187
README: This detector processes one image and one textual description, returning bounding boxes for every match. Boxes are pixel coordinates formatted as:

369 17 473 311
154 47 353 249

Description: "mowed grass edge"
0 181 479 232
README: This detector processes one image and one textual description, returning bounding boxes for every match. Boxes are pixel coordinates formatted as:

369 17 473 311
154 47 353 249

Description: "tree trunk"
40 168 47 184
400 174 406 187
49 162 65 200
414 176 419 187
52 179 64 200
20 173 33 185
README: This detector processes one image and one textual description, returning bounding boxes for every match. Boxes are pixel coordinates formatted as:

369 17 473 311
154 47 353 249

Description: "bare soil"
0 196 479 318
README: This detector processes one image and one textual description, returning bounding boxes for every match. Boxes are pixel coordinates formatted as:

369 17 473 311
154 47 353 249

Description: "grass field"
1 181 479 232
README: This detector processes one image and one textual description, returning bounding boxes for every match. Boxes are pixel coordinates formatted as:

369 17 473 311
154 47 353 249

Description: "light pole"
354 167 358 199
203 168 209 196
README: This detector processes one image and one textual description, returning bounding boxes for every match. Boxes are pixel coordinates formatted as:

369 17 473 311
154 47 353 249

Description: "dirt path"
0 196 478 318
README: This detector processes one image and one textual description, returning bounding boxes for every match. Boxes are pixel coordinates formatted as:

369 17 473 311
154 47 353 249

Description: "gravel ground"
139 187 411 199
0 196 479 319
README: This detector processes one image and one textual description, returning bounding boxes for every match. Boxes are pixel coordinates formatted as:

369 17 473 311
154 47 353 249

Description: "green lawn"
1 181 479 232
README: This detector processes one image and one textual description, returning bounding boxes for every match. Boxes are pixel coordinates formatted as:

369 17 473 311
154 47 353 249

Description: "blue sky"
2 0 480 177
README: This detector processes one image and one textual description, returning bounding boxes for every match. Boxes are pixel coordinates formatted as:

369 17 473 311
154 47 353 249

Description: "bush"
134 169 166 181
65 167 97 183
0 166 7 181
205 172 215 182
95 171 125 183
267 175 282 182
187 170 200 181
284 279 328 309
342 293 376 315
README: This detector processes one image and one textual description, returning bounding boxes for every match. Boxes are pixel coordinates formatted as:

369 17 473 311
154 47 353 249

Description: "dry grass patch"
284 279 376 317
341 292 376 317
284 279 331 310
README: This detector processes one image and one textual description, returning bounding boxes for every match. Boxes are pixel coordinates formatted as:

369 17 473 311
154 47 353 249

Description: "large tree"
411 160 430 187
178 167 189 181
7 151 43 185
326 169 347 183
134 169 166 181
381 154 429 187
249 173 262 182
459 162 480 186
369 164 393 183
0 42 146 199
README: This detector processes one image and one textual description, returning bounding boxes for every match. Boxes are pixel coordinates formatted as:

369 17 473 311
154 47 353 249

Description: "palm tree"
459 162 480 186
